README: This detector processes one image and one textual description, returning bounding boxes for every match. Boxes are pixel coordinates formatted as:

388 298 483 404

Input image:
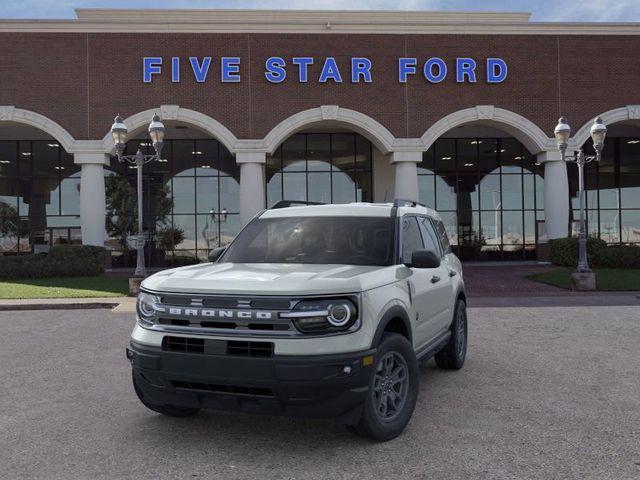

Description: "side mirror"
208 246 226 263
406 249 441 269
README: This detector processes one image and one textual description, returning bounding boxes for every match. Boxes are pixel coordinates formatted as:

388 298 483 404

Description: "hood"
142 262 400 295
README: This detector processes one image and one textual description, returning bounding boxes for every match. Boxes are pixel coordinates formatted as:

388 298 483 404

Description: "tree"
105 175 173 252
0 201 21 250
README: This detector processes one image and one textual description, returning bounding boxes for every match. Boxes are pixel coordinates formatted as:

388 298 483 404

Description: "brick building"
1 9 639 264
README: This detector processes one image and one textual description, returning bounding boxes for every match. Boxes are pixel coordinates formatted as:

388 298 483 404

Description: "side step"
415 330 451 362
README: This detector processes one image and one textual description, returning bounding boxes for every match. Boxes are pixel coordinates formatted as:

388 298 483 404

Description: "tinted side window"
434 219 451 253
401 216 424 264
418 216 442 257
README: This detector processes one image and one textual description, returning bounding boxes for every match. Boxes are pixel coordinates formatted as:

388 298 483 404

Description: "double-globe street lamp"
110 114 166 277
553 116 607 278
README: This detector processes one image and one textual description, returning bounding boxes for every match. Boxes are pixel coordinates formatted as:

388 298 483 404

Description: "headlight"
136 292 161 326
282 297 359 334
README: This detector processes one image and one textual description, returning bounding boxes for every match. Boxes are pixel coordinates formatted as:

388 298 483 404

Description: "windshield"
221 216 395 266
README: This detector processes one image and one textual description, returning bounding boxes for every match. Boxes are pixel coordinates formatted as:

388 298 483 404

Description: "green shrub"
0 245 106 279
549 237 607 267
550 237 640 269
593 245 640 268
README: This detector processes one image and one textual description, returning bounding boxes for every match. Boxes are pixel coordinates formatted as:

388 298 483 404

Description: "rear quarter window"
434 219 452 254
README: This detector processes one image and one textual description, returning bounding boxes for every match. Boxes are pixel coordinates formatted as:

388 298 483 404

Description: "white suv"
127 200 467 441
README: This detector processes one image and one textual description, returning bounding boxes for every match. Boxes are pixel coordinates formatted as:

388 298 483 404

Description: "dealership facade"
1 9 640 264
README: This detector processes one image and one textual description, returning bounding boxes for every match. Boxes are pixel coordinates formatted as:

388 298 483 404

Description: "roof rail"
270 200 325 209
393 198 427 208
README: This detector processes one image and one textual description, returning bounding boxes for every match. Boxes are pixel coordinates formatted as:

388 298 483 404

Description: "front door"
400 216 451 349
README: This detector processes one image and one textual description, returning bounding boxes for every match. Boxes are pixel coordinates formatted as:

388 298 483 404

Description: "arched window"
106 138 240 267
266 133 373 207
0 140 80 254
418 137 544 261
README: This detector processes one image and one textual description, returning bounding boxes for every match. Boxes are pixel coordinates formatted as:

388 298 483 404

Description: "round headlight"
136 292 159 323
327 303 353 327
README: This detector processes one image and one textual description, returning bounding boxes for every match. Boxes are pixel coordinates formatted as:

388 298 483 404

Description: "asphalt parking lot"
2 304 639 480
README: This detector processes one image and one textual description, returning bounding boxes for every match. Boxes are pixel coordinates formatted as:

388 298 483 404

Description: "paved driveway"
1 305 639 480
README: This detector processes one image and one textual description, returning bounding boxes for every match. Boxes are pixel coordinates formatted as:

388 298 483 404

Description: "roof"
260 202 440 219
0 9 639 35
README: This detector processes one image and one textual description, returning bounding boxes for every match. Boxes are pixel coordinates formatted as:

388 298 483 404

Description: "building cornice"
0 9 639 35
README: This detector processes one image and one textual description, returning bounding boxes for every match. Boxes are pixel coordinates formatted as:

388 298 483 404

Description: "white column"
539 151 569 239
391 151 421 202
75 153 109 246
237 151 266 225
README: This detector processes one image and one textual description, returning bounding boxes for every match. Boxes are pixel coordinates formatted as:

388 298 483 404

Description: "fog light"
125 348 134 362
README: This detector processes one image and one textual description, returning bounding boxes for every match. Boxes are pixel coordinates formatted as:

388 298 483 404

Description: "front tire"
434 299 467 370
351 333 419 441
132 371 200 418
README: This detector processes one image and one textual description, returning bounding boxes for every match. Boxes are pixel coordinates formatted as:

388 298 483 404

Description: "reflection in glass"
266 133 372 206
621 210 640 243
599 210 620 243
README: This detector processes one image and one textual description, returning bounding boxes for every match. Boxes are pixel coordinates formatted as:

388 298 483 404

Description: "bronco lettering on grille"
166 308 273 320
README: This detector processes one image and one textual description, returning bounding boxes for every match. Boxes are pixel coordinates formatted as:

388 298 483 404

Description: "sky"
1 0 640 22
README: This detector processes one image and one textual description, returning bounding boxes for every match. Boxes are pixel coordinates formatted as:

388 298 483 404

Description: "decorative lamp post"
110 113 165 277
553 116 607 287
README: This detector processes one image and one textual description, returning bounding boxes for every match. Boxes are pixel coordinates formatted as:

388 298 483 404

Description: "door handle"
430 275 440 283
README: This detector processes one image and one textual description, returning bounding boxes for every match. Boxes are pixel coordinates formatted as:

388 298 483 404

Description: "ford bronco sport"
127 199 467 441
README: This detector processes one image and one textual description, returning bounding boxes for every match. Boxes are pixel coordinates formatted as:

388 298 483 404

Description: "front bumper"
128 340 376 423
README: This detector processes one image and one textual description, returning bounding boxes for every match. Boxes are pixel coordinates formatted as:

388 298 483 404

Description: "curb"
0 302 121 311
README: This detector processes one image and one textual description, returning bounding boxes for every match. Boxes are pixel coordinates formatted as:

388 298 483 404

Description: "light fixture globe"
554 117 571 152
148 113 165 155
110 115 128 151
590 116 607 153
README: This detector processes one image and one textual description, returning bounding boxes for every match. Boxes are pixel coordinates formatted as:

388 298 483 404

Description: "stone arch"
263 106 397 155
572 105 640 148
420 105 553 154
0 106 76 153
100 105 239 154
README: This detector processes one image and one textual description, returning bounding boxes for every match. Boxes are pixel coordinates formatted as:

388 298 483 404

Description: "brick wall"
1 32 639 142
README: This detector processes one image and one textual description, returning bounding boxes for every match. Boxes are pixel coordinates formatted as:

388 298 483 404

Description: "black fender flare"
371 305 413 348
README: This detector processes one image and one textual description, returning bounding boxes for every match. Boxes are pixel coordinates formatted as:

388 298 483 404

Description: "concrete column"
75 153 109 246
391 151 421 202
538 151 569 239
237 151 266 225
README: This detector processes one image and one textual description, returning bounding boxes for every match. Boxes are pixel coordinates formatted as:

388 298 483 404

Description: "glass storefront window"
105 138 240 267
569 136 640 244
266 132 373 207
0 140 80 254
419 136 545 260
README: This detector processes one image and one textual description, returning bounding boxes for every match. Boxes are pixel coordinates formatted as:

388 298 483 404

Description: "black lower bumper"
128 340 376 423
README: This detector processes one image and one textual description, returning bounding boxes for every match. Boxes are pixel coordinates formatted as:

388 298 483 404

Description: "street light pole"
575 149 589 272
134 149 146 277
554 116 607 277
110 114 166 278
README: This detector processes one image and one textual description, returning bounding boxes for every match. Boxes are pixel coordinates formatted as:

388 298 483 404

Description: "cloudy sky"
0 0 639 22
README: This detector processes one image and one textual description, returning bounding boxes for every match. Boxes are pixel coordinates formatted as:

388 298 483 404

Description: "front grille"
162 336 274 357
163 336 204 353
227 340 274 357
171 380 274 397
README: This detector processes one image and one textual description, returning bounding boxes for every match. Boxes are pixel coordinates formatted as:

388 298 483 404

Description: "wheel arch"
371 306 413 348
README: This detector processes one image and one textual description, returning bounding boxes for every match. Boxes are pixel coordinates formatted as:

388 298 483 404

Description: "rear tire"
435 299 467 370
132 371 200 418
350 333 419 441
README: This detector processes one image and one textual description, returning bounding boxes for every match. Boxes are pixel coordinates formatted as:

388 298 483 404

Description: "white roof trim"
0 9 639 34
